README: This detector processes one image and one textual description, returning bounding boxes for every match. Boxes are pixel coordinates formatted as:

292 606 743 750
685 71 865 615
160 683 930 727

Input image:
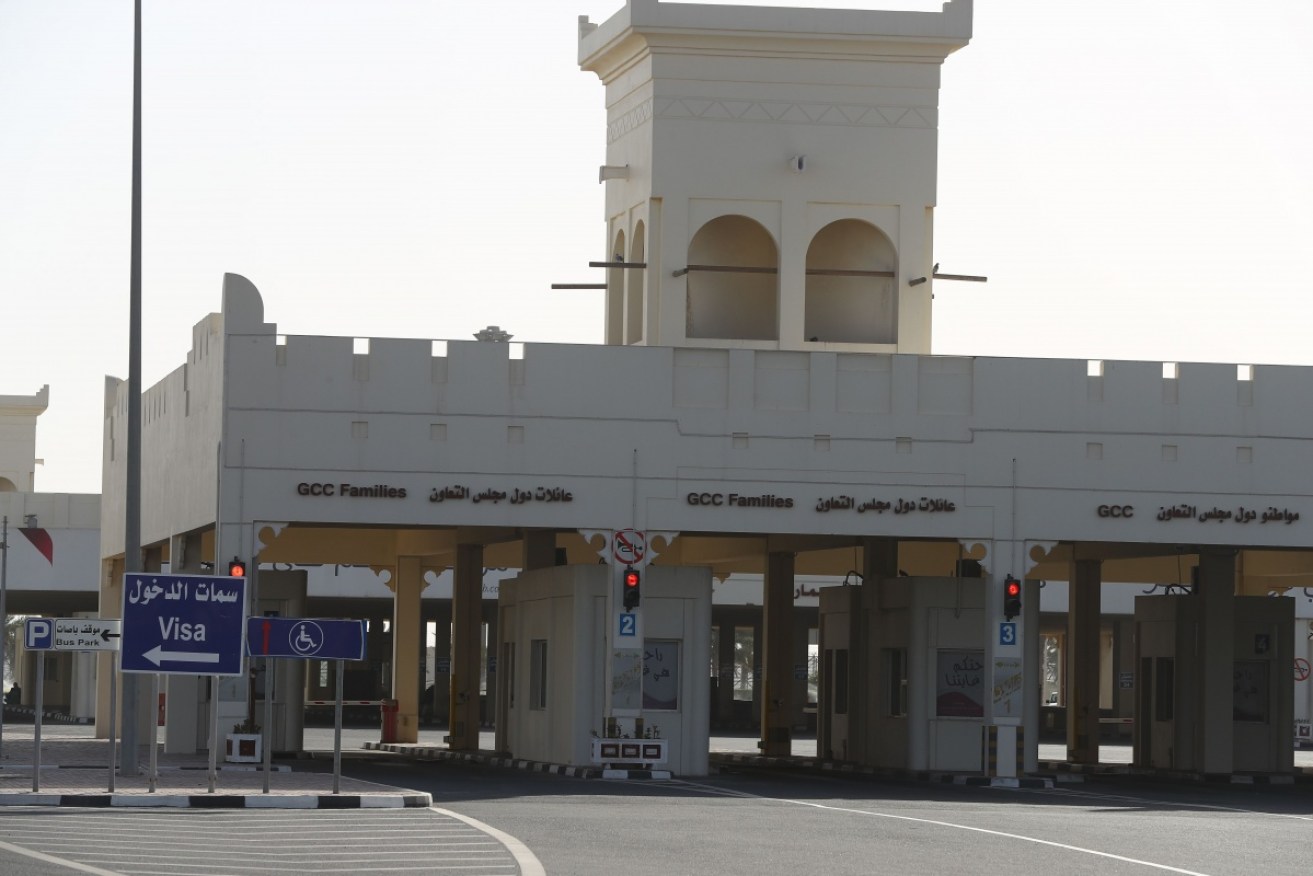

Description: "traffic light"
1003 575 1021 620
622 566 641 610
228 557 247 578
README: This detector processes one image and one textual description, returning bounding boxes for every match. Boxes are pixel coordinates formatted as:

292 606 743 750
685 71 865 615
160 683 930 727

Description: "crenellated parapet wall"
102 275 1313 555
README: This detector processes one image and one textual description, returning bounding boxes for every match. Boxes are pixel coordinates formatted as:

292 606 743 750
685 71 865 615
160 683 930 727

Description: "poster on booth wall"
611 649 643 711
993 658 1024 718
936 650 984 718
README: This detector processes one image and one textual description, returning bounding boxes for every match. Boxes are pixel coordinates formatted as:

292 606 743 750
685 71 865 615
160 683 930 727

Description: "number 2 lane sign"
120 573 246 676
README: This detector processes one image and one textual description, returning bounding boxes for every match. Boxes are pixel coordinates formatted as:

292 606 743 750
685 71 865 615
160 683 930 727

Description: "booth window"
884 648 907 717
643 641 680 711
830 649 849 715
1154 657 1174 722
529 640 548 710
733 626 755 701
1233 661 1269 723
504 642 515 709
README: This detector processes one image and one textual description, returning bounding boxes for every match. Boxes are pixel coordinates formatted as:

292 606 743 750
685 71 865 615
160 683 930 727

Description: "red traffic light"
1003 575 1021 620
622 566 641 610
228 558 247 578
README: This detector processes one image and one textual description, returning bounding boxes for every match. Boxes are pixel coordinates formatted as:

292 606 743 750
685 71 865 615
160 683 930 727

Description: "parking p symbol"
25 618 53 650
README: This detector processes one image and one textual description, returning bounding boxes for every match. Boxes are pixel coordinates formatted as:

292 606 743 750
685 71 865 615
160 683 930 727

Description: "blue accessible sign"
246 617 366 661
120 573 246 675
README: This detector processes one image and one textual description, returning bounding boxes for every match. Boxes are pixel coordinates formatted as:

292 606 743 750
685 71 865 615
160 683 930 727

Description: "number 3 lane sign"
1000 622 1017 646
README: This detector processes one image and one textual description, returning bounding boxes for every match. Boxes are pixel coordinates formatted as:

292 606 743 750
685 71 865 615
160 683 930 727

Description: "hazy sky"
2 0 1311 495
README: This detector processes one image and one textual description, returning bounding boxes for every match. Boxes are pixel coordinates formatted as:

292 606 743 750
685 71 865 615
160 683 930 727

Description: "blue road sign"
120 573 246 675
24 618 54 651
246 617 366 660
1000 622 1017 646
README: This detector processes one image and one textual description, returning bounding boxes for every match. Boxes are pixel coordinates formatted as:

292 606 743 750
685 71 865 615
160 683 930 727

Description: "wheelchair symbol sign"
999 622 1017 646
290 621 324 656
618 614 637 637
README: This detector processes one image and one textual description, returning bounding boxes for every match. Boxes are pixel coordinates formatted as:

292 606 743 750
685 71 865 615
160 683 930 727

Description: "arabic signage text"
815 495 956 514
120 573 246 676
429 485 573 505
1097 504 1301 524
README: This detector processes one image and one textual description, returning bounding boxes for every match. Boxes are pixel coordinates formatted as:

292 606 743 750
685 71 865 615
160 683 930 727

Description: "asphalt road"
2 745 1309 876
0 806 526 876
349 758 1313 876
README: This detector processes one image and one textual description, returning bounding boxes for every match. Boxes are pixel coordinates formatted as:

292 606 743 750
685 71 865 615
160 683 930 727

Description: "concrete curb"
0 764 290 773
0 791 432 809
714 752 1057 788
1039 762 1308 785
364 743 672 780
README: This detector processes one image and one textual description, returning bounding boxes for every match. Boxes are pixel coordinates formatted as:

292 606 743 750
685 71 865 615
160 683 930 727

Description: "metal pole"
32 652 44 792
107 667 117 792
0 515 8 763
333 659 344 794
208 676 218 793
147 674 158 792
121 0 144 778
262 658 273 793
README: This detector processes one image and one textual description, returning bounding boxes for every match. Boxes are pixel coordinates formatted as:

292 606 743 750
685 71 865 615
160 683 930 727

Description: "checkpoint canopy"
120 573 247 675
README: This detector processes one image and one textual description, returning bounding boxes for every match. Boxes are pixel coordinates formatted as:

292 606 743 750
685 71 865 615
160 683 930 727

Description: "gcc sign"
1098 504 1134 518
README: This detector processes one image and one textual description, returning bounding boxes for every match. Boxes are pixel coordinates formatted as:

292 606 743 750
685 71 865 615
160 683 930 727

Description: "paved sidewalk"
0 728 431 809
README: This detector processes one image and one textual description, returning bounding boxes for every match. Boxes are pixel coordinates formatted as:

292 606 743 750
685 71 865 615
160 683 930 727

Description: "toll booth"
819 576 986 772
1134 594 1295 775
497 563 712 776
178 568 309 755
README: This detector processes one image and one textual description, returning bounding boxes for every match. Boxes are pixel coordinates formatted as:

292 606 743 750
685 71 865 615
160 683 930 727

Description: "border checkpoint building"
45 0 1313 779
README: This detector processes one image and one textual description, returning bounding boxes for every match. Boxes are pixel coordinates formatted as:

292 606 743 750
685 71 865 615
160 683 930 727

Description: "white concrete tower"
0 385 48 491
579 0 972 351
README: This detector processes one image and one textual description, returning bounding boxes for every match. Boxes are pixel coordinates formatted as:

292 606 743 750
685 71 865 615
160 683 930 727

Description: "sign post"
246 616 367 793
25 617 124 790
23 619 52 791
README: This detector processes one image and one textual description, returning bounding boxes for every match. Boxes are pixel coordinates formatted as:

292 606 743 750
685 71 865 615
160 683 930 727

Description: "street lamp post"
119 0 145 776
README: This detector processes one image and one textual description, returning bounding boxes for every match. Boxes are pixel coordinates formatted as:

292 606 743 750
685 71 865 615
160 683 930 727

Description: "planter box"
225 733 262 763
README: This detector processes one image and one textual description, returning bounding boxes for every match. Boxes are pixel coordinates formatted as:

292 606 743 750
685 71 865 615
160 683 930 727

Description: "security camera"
789 155 806 173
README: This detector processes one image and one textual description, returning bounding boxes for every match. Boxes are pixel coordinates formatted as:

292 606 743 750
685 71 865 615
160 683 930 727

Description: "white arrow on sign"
143 646 221 666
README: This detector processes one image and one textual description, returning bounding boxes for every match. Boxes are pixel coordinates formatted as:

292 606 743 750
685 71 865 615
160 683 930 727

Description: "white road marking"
668 779 1214 875
432 805 546 876
778 797 1215 876
0 837 127 876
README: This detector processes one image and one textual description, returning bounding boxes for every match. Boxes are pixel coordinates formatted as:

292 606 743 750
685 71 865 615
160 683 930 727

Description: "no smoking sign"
613 529 646 564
